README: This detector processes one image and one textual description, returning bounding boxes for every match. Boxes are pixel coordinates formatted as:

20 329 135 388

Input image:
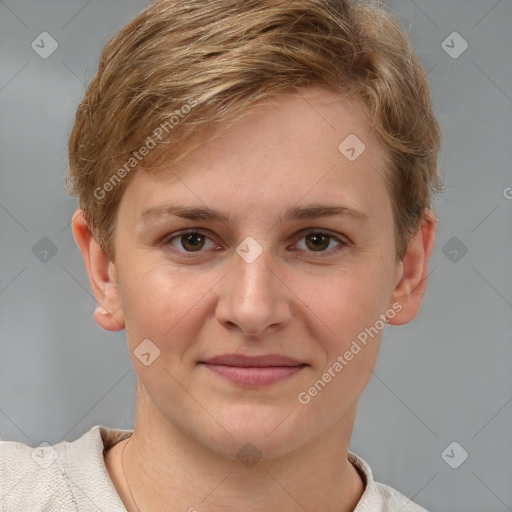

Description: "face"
103 87 405 459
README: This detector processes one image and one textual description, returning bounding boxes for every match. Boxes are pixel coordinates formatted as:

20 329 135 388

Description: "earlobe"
93 305 125 332
71 209 125 332
387 209 437 326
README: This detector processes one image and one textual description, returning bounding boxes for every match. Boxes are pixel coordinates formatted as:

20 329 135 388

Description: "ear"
71 209 125 332
387 209 437 325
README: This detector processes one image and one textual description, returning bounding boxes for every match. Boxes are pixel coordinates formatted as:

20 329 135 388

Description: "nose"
215 239 292 337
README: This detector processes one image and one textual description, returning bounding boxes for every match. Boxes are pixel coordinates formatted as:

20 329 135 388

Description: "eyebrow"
139 203 370 225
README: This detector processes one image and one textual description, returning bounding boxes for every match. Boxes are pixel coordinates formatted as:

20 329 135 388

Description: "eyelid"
298 227 348 245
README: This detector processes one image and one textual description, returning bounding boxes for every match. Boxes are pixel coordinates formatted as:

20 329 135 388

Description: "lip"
199 353 308 387
201 353 305 367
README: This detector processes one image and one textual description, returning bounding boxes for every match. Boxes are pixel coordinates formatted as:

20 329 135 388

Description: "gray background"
1 1 511 511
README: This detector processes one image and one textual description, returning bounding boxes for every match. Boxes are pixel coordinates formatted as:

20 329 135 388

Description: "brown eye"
180 233 205 252
295 229 346 254
166 230 216 253
304 232 330 251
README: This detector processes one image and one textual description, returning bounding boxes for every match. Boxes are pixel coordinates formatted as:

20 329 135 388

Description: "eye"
163 228 347 257
165 230 217 253
294 228 347 254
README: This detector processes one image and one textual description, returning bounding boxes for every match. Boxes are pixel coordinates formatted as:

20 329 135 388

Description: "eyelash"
162 228 348 258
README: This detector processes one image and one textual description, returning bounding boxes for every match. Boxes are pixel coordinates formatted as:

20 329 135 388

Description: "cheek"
302 262 389 339
118 259 224 340
298 264 391 400
302 269 386 405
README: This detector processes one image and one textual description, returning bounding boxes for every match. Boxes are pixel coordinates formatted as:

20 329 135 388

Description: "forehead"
119 87 392 230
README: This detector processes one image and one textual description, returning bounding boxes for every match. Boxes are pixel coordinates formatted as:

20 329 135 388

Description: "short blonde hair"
66 0 443 263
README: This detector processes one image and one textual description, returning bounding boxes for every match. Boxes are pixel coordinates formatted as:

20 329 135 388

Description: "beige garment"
0 425 429 511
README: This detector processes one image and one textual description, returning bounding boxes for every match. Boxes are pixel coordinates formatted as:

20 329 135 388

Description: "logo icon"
32 237 58 263
237 442 262 468
441 441 468 469
134 339 161 366
338 134 366 161
236 237 263 264
441 32 468 59
31 442 59 469
442 237 468 263
31 32 59 59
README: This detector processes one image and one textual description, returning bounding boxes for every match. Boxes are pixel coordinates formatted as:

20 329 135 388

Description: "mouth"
199 353 308 387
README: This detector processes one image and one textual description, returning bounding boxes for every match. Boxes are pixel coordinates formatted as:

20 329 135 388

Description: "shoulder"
372 481 430 512
0 425 132 511
0 435 74 509
348 451 430 512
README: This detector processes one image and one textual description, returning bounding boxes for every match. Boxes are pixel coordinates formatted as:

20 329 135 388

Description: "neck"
112 389 365 512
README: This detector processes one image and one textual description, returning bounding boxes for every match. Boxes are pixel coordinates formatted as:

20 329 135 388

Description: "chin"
197 407 310 462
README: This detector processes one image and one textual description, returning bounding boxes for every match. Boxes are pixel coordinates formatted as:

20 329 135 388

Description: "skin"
72 86 436 512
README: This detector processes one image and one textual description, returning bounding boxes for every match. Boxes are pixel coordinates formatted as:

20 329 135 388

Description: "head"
68 0 443 460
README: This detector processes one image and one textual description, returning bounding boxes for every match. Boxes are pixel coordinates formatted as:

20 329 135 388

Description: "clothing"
0 425 429 511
